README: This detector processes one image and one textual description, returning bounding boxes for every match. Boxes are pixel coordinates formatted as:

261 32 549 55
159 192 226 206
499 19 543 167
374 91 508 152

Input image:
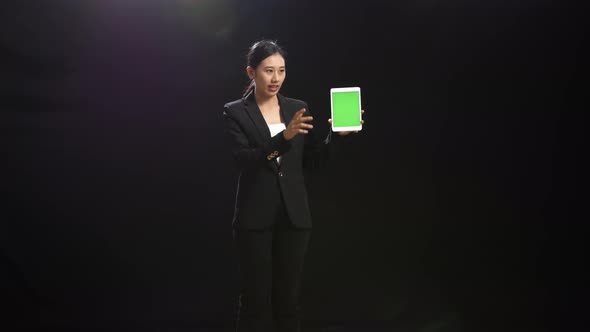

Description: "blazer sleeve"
223 105 292 170
302 103 333 171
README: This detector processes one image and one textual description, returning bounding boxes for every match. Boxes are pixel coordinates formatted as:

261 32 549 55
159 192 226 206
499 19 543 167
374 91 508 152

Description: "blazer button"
278 172 283 177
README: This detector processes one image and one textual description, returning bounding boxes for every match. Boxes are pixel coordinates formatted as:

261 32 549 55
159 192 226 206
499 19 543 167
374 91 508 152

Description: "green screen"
332 91 360 127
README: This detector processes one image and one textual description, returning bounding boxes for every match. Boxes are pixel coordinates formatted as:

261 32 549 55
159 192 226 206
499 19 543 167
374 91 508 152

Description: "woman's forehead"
260 53 285 67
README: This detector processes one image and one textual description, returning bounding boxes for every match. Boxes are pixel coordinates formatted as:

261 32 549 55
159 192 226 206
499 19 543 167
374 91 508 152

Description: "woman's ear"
246 66 255 79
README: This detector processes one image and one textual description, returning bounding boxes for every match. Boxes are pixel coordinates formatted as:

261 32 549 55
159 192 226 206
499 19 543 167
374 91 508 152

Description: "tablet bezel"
330 87 362 132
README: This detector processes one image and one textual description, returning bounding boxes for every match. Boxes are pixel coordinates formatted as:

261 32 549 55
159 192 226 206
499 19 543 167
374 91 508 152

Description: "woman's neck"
254 90 278 107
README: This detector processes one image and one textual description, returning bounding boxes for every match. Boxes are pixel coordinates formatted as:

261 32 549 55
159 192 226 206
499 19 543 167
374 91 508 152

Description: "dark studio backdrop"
1 0 585 331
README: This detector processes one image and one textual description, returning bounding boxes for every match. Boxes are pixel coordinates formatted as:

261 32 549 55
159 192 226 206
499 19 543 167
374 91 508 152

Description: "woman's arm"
302 105 332 170
223 107 292 170
302 108 365 170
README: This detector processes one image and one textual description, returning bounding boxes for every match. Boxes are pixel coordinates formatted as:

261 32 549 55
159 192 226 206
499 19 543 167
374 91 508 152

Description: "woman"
223 40 363 332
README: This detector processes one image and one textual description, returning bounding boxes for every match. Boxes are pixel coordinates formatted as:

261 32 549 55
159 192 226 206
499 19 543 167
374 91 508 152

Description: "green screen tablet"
330 87 362 132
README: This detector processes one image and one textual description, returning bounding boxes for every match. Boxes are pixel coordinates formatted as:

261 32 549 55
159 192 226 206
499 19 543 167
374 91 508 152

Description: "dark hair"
243 39 287 98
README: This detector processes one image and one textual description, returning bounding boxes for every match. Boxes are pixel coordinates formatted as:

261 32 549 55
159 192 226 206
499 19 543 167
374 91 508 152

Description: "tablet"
330 87 362 132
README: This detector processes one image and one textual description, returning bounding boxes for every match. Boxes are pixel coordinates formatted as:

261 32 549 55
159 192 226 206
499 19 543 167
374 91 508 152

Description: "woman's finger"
293 109 305 121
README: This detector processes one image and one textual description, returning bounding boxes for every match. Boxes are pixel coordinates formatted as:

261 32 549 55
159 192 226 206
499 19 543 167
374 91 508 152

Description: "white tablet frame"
330 87 362 132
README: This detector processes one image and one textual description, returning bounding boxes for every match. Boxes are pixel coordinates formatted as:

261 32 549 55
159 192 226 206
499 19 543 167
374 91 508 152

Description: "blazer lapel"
244 92 296 144
277 93 294 129
243 91 270 143
276 94 296 169
243 91 280 171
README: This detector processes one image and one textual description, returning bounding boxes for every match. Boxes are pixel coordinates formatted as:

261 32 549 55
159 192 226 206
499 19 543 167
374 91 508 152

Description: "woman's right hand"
283 108 314 141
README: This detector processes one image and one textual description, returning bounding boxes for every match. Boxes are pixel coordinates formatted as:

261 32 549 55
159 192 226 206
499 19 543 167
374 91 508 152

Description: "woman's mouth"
268 85 280 92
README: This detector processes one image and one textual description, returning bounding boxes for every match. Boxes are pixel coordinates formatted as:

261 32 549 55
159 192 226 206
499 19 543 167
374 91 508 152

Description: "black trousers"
233 204 311 332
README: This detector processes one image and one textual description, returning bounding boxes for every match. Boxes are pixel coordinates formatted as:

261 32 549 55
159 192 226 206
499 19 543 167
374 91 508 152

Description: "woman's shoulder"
280 95 308 108
223 98 246 118
224 98 245 110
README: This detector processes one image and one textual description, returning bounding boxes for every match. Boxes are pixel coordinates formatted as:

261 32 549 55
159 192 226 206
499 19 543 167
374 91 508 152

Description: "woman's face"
248 53 286 99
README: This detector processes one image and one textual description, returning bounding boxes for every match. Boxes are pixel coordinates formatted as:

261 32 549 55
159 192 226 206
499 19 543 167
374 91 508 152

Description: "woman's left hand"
328 109 365 136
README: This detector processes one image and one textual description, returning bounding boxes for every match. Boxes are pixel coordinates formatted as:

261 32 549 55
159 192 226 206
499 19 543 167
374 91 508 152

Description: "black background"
1 0 586 331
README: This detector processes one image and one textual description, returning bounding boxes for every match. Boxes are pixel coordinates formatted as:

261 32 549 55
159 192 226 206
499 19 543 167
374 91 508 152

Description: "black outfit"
223 91 331 332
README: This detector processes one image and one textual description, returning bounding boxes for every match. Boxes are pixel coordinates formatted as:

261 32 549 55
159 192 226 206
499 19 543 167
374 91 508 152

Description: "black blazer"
223 92 331 230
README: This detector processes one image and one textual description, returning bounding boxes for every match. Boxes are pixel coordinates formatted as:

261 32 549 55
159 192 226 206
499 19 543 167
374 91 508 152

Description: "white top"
268 123 286 164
